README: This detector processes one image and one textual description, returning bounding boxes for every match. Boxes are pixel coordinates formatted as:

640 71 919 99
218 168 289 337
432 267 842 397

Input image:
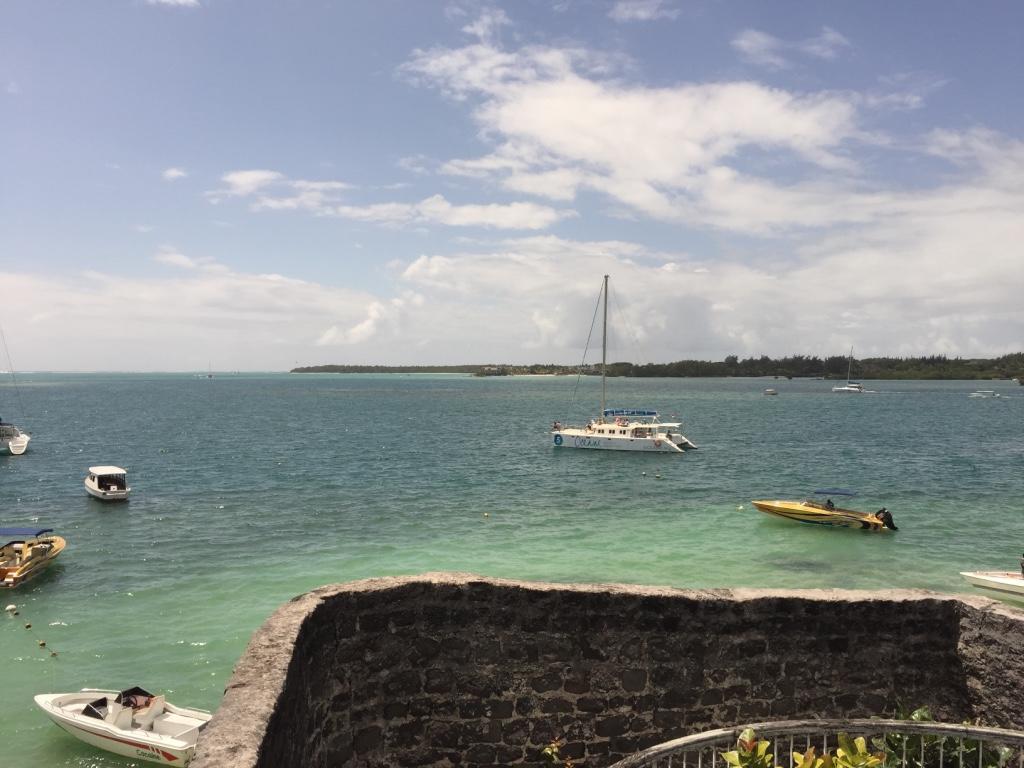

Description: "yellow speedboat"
752 494 898 531
0 527 66 588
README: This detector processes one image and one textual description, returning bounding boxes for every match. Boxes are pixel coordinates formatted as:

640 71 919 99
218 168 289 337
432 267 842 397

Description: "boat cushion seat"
133 695 166 729
109 702 133 730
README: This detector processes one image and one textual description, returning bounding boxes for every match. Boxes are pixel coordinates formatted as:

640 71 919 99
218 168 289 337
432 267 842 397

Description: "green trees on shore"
293 353 1024 380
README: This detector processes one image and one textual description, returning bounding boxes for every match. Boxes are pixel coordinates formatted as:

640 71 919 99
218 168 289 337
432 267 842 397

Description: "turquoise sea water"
2 373 1023 767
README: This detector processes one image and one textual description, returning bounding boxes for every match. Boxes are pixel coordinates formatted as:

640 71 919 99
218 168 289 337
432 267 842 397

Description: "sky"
2 0 1023 371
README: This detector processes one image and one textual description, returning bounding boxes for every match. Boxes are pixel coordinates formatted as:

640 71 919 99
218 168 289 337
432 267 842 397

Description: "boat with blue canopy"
551 276 697 454
1 527 66 588
751 490 898 531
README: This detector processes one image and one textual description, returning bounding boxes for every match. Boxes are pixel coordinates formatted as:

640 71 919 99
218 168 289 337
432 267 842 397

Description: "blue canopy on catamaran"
603 409 659 417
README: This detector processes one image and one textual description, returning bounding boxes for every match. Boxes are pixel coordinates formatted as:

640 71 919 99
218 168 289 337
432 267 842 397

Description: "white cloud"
462 8 511 41
162 167 188 181
608 0 679 23
207 169 285 202
209 167 572 230
153 247 197 269
732 27 851 69
253 180 352 212
731 29 788 69
0 255 379 370
7 163 1024 370
404 36 864 230
800 27 851 60
146 0 200 6
334 194 575 230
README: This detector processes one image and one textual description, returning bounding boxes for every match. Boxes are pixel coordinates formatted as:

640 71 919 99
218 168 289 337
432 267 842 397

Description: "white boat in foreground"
960 571 1024 597
84 466 131 501
35 686 211 765
0 419 30 455
551 275 697 453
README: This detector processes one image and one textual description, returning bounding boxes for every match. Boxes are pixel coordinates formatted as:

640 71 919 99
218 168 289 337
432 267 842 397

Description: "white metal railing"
608 720 1024 768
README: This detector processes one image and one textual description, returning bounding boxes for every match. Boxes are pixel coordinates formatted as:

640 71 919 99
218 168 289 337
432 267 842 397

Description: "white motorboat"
35 686 211 766
960 571 1024 597
551 275 697 453
831 346 864 393
84 466 131 501
0 419 30 455
763 388 778 396
968 390 1000 398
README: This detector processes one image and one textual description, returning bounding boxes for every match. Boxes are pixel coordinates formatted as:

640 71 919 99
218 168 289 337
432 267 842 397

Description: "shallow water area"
2 373 1023 766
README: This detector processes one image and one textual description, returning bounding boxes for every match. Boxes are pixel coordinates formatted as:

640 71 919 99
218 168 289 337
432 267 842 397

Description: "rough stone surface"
190 573 1024 768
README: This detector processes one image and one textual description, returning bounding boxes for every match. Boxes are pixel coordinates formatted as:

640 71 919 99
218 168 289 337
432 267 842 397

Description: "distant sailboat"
832 347 864 394
0 323 30 455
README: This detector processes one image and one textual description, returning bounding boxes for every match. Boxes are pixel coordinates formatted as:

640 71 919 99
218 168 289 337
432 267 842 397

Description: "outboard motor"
877 508 898 531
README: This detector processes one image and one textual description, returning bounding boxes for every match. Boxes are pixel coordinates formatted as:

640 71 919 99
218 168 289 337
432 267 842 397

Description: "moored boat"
752 491 897 531
831 346 864 393
0 418 30 455
35 686 211 765
960 571 1024 597
0 527 65 588
551 276 697 454
84 466 131 501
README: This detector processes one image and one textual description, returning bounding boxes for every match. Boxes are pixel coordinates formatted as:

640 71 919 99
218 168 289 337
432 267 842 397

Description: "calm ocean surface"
2 373 1023 766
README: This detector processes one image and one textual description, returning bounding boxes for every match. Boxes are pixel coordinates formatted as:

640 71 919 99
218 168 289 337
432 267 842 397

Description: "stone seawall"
191 574 1024 768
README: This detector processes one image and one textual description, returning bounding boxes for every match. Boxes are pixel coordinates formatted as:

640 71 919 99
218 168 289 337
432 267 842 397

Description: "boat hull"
752 500 886 530
35 691 210 766
960 571 1024 597
84 478 131 501
1 535 66 588
1 433 30 455
552 429 693 452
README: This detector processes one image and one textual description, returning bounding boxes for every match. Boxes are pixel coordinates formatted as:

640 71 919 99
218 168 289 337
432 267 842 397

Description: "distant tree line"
292 353 1024 380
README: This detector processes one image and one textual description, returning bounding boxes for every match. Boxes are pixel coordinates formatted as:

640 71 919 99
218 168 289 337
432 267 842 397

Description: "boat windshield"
83 697 109 720
116 686 155 708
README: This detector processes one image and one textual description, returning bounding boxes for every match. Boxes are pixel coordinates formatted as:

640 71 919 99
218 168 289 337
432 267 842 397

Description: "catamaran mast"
846 345 853 383
601 274 608 417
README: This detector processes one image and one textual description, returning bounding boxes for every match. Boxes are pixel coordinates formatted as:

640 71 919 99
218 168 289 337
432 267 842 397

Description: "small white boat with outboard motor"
35 686 211 765
0 418 30 455
84 466 131 501
960 570 1024 598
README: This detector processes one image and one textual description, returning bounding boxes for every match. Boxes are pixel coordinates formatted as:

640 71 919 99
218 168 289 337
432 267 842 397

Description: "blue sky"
2 0 1023 371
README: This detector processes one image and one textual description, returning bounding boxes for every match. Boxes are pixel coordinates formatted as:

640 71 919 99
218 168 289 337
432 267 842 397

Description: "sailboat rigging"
550 275 697 453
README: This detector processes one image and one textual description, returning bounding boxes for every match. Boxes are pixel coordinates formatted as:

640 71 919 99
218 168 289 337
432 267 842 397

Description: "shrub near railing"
608 719 1024 768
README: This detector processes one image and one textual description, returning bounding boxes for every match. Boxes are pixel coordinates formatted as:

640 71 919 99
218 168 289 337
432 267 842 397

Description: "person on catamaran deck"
825 498 835 510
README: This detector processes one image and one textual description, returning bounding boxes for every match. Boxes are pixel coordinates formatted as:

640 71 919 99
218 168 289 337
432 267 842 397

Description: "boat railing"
607 719 1024 768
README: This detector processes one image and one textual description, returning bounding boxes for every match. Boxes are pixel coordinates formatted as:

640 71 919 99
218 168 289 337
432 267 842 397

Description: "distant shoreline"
291 355 1024 381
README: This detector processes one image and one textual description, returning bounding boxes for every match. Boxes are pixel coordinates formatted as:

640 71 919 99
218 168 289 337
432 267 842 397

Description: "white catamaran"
551 275 697 454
